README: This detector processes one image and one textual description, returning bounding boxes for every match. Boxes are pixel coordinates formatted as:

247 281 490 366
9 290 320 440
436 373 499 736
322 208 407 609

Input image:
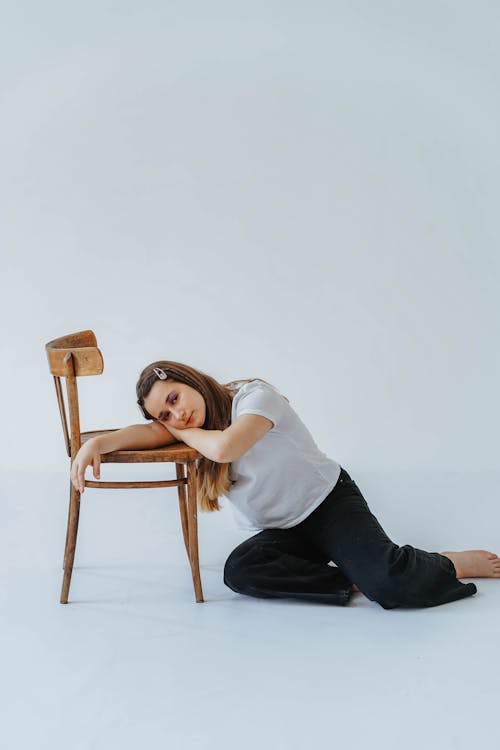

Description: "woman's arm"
71 422 176 493
93 422 176 453
165 413 273 463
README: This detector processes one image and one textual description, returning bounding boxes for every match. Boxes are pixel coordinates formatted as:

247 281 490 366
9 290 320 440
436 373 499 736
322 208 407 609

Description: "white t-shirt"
223 379 341 532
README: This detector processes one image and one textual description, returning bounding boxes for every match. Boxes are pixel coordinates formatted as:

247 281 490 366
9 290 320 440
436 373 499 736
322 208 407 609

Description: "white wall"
2 1 499 473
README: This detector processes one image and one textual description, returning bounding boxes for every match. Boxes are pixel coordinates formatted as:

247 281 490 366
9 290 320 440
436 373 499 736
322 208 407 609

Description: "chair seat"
80 429 202 463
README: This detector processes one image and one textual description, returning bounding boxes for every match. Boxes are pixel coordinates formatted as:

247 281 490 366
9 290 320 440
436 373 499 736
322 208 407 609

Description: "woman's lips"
187 413 193 425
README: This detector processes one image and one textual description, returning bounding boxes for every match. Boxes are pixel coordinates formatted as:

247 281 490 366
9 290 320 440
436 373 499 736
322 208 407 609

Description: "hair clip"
153 367 168 380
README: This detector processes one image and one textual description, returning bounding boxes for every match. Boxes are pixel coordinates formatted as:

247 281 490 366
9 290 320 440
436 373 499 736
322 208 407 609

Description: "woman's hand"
70 438 101 494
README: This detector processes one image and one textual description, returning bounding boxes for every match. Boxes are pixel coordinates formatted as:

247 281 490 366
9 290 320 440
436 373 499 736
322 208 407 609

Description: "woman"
70 361 500 608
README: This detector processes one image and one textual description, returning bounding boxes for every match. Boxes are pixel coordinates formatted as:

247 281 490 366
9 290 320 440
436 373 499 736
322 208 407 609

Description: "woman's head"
136 361 233 431
142 379 206 430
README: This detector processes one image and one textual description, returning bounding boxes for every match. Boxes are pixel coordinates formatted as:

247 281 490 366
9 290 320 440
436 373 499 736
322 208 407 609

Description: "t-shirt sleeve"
234 382 285 428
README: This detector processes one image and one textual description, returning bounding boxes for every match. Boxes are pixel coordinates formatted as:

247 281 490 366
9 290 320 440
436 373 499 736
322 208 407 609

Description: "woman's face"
143 380 206 430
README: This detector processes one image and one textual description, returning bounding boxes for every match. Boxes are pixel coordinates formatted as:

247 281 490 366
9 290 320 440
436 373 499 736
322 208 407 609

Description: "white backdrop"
2 10 500 748
1 1 499 475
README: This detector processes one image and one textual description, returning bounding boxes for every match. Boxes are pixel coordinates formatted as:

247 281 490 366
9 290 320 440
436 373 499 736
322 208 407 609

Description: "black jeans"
223 467 478 609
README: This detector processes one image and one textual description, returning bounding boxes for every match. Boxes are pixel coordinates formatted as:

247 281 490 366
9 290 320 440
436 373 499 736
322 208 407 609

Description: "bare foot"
440 549 500 579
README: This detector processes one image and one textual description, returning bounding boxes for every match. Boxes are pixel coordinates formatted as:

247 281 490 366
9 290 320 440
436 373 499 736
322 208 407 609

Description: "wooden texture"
46 330 103 377
54 376 71 457
84 479 186 489
46 346 104 377
62 481 73 570
46 329 205 605
176 463 190 557
187 461 204 602
65 353 82 457
80 431 201 463
61 483 80 603
47 330 98 349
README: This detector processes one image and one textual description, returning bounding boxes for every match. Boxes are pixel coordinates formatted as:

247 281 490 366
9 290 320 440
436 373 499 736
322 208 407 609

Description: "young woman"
71 361 500 609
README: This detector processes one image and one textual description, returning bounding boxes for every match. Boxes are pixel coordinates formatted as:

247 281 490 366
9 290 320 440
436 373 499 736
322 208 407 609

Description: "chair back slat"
54 376 71 457
64 353 82 457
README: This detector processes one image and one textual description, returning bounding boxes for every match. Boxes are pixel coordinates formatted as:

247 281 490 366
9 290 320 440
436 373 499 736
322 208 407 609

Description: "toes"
490 561 500 577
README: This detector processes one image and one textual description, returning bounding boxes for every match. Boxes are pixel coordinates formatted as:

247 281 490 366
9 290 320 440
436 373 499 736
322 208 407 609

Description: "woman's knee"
223 549 247 593
223 539 264 593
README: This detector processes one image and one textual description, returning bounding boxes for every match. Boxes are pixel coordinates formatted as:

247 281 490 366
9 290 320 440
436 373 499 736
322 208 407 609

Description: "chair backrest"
45 330 104 459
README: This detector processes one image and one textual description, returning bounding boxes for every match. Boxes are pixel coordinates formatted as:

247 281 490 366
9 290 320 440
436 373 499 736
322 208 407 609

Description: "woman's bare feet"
440 549 500 579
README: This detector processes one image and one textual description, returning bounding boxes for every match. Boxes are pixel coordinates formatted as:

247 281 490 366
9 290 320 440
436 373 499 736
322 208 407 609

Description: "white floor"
2 468 499 750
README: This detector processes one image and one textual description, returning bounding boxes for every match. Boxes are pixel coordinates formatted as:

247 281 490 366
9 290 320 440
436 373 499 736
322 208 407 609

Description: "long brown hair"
136 361 261 512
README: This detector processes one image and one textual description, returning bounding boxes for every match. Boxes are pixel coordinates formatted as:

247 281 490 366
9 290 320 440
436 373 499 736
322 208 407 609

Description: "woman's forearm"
170 427 226 462
93 423 176 453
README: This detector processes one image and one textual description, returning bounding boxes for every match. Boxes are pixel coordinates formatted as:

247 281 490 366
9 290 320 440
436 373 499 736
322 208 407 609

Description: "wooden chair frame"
45 330 204 604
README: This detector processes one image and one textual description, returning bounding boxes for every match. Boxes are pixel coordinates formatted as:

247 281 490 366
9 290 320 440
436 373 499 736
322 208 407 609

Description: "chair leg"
62 482 71 569
175 463 190 557
60 483 81 604
186 461 204 603
62 480 81 569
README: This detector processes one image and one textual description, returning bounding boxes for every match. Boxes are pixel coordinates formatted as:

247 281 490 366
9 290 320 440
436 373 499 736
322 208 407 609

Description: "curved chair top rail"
45 330 104 377
46 330 98 349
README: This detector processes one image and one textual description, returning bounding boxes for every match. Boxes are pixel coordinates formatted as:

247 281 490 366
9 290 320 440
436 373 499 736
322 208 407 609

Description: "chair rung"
84 479 187 489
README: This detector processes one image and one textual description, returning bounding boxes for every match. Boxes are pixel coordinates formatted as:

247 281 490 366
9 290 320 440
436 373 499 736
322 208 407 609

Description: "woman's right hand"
70 438 101 493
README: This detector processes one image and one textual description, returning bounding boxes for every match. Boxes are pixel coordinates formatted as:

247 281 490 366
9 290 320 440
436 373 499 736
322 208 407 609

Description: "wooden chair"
45 330 204 604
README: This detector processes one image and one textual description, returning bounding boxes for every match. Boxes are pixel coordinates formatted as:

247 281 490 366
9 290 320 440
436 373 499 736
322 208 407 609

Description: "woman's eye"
169 394 178 405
